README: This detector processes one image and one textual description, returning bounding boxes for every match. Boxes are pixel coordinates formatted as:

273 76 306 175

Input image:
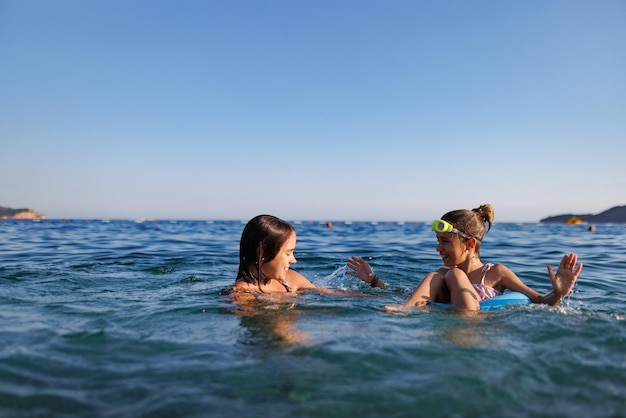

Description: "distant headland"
0 206 47 220
540 205 626 223
2 204 625 223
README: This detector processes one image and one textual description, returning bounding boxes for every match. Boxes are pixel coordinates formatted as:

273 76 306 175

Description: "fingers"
347 256 367 276
347 256 366 269
346 256 359 270
564 253 583 277
568 253 583 276
565 253 577 268
559 253 581 271
574 261 583 276
383 304 410 315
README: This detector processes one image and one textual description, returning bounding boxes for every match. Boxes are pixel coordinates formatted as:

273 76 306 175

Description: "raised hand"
547 253 583 299
346 256 375 284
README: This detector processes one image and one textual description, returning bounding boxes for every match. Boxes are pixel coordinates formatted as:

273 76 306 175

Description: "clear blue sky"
1 0 625 222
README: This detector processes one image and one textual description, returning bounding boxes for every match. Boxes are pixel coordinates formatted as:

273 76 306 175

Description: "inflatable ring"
428 291 532 311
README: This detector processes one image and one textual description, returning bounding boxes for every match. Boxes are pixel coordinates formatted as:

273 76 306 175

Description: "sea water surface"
1 219 625 417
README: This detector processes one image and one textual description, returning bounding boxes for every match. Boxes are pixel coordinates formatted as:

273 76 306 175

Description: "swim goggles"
431 219 478 241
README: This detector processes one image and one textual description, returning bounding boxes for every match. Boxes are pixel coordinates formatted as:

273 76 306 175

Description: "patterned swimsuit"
472 263 502 301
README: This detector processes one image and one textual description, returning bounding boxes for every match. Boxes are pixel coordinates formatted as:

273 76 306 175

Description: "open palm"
547 253 583 297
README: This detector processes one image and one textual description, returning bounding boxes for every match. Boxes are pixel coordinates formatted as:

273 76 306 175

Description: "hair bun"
472 204 495 230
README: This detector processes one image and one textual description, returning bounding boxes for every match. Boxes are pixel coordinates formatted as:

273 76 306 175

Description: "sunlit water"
1 220 625 417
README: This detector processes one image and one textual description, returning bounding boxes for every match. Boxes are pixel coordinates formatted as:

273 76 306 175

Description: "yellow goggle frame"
431 219 478 241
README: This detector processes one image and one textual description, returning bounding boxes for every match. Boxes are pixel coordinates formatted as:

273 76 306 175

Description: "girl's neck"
458 256 483 273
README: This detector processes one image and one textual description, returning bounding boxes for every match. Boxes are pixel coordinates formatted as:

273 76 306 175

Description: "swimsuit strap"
480 263 494 284
278 279 292 292
226 278 292 293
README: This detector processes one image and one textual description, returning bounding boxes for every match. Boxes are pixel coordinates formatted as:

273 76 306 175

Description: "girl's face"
261 231 297 281
435 232 469 266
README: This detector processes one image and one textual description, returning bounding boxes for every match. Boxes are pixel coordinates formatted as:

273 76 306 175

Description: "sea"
1 219 624 418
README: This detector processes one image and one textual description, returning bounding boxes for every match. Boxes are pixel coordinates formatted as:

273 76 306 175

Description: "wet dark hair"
441 203 495 256
236 214 295 287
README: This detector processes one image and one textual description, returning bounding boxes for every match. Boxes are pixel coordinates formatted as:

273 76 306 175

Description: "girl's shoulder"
486 263 514 274
219 282 259 304
229 278 264 293
485 263 522 288
286 269 316 291
437 266 454 275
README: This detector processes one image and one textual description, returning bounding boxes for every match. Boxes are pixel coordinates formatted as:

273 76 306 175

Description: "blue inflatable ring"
428 291 532 311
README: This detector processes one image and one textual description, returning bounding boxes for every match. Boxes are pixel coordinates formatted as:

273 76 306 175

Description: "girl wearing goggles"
348 203 582 311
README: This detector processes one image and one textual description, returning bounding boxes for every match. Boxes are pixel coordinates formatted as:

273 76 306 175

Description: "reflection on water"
222 293 309 347
438 312 489 347
238 308 307 347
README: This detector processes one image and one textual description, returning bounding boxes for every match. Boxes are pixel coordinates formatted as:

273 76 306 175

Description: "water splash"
314 265 362 290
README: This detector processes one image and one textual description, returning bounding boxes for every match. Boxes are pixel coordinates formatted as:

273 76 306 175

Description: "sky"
1 0 625 222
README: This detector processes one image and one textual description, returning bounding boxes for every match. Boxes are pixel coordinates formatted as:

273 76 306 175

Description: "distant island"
0 206 47 220
540 205 626 223
2 204 625 223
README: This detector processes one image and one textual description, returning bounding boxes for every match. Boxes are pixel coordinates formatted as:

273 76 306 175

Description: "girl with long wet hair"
226 214 316 294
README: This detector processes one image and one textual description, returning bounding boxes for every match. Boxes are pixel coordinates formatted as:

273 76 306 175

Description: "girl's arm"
497 253 582 306
403 270 447 307
496 265 543 303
